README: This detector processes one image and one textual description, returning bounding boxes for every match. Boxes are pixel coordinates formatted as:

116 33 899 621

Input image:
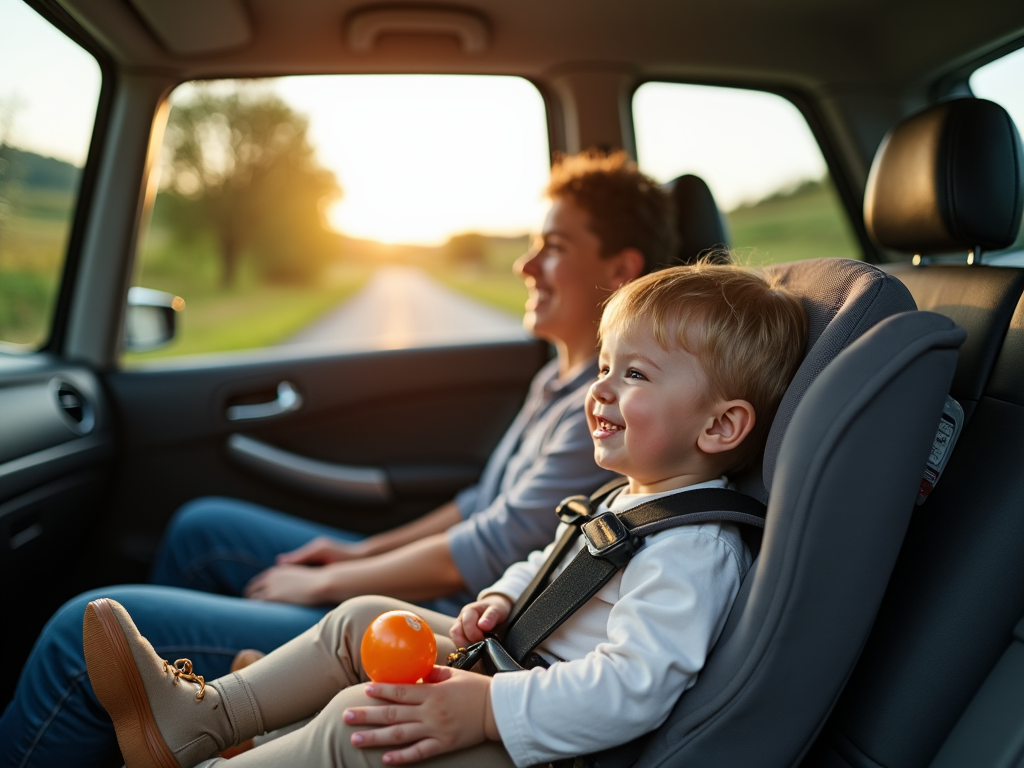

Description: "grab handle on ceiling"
345 7 490 54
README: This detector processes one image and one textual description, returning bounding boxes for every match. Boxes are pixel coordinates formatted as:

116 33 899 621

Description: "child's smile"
591 413 624 439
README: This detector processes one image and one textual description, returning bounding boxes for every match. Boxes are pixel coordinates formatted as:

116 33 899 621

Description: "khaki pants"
201 596 516 768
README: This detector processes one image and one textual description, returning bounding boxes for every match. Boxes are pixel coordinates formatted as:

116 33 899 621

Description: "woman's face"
514 197 629 356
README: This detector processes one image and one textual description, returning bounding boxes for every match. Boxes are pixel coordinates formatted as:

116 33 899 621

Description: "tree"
445 232 487 268
158 83 341 287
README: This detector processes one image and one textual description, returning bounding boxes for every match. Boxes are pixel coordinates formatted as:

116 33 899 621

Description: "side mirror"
124 287 184 352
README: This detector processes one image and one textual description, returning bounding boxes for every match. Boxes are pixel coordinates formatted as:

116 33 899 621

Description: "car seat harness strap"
448 480 767 672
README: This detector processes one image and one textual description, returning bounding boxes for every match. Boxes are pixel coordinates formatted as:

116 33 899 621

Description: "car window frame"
931 34 1024 102
627 76 878 263
9 0 116 357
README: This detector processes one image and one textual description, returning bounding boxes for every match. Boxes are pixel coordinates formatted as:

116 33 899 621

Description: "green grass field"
725 180 861 265
435 269 528 318
431 234 529 318
125 234 370 361
0 187 75 347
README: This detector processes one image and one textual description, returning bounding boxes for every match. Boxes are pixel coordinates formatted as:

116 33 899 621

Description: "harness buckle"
582 512 640 567
556 495 592 525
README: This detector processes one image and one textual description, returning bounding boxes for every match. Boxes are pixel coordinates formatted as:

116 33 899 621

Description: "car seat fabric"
591 310 963 768
741 258 917 503
928 615 1024 768
579 256 961 768
807 301 1024 768
803 98 1024 768
885 264 1024 420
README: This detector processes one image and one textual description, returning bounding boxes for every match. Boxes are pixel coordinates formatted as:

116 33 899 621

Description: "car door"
0 1 547 704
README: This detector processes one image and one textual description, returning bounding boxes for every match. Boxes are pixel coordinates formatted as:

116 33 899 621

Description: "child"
82 263 807 768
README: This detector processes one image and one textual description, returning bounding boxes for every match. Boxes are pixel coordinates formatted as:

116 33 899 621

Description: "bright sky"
274 75 551 245
0 0 101 166
633 82 828 210
7 0 1023 246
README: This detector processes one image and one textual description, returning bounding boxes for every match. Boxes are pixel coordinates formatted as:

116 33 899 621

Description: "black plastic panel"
0 362 112 505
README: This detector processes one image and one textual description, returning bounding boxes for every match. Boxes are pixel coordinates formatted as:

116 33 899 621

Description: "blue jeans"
149 496 365 594
0 497 366 768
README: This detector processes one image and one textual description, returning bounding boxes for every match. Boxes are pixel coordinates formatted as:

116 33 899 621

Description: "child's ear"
698 400 756 455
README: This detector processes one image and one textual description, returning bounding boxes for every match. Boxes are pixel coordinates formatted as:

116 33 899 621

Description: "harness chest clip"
555 495 593 526
582 512 640 568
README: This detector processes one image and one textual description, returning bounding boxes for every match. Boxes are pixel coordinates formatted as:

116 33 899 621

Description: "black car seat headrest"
663 174 731 266
864 97 1024 255
735 258 917 502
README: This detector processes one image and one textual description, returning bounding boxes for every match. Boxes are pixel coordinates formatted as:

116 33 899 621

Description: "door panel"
0 357 115 705
0 358 114 552
99 339 549 570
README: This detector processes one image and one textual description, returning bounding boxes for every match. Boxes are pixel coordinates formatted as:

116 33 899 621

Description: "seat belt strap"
503 479 628 629
503 487 766 664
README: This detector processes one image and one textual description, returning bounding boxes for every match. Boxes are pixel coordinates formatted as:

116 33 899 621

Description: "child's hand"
343 666 499 764
450 594 512 647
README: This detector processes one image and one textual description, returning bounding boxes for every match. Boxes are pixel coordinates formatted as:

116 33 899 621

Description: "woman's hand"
276 536 366 565
243 564 333 605
450 594 513 647
343 666 499 764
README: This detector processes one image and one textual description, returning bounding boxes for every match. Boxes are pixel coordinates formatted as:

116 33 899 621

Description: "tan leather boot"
219 649 265 758
84 598 263 768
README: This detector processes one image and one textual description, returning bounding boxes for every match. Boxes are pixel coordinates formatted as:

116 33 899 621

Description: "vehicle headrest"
864 98 1024 255
735 258 917 501
662 174 730 266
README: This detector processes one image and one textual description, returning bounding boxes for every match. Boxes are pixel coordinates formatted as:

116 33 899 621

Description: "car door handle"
226 381 303 421
226 434 392 504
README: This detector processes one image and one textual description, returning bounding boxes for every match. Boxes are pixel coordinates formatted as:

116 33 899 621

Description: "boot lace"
162 658 207 701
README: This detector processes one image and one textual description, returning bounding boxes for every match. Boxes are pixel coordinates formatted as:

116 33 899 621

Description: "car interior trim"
0 434 113 504
226 433 392 504
345 7 491 55
21 0 117 356
225 381 304 422
127 0 251 57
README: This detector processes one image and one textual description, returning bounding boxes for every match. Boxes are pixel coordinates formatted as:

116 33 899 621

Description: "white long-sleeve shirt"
484 478 752 767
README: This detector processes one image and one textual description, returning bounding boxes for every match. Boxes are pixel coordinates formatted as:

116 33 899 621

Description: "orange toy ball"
360 610 437 684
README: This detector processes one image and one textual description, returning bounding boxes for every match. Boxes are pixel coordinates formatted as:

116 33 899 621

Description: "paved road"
284 265 529 350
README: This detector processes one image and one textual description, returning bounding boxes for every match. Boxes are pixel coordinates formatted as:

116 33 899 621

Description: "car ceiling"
57 0 1024 92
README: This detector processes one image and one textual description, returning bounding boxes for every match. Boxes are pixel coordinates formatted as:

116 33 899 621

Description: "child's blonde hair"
600 262 807 472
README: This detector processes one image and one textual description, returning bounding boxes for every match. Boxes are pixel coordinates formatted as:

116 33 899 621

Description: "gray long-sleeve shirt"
445 357 619 599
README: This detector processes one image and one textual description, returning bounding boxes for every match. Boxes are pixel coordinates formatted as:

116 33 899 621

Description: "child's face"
587 325 722 493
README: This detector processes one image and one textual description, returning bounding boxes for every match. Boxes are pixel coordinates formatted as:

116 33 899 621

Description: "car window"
632 82 861 266
0 0 102 351
127 75 550 362
970 46 1024 265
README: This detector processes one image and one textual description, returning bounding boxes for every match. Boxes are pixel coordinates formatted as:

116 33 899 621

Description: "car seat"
803 100 1024 768
662 174 731 267
580 254 964 768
